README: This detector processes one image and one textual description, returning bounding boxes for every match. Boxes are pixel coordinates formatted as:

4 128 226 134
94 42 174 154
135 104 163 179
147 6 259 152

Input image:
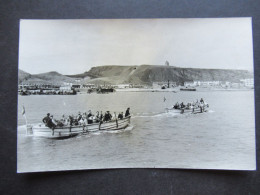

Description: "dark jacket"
104 113 112 121
42 116 50 124
87 113 93 124
125 109 130 117
118 113 123 120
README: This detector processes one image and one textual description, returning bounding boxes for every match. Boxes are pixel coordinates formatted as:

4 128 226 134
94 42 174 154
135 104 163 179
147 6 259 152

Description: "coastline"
107 87 253 93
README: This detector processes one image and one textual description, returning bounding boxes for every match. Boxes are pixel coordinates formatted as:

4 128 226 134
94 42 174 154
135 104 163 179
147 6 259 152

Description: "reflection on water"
17 91 256 172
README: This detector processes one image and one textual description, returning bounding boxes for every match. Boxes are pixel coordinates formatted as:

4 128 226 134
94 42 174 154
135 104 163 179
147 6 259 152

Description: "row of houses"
184 78 254 88
152 81 177 89
18 84 60 90
19 78 254 92
62 82 146 89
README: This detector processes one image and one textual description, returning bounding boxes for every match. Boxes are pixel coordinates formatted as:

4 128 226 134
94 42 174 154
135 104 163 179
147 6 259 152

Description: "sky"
19 18 254 75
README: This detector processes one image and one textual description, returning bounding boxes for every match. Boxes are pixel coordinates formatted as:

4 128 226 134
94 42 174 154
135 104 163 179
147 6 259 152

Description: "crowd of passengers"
42 107 130 128
173 98 207 109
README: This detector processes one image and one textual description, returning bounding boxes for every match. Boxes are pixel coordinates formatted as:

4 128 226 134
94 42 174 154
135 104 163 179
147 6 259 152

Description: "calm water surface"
17 90 256 172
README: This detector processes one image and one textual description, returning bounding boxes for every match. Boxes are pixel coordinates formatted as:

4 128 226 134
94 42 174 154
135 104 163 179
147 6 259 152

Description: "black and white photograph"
17 18 255 173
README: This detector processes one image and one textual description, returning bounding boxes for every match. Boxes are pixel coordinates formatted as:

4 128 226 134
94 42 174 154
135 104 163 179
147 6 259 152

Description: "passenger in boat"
73 115 79 125
200 98 204 103
78 115 86 125
60 114 66 122
87 110 94 124
125 107 130 117
82 115 86 125
42 113 51 125
173 102 179 109
112 112 118 120
82 112 87 120
83 116 88 125
60 114 69 126
64 116 70 126
180 102 185 108
118 112 123 120
56 121 64 127
48 115 57 129
99 111 103 121
55 115 65 127
68 115 74 126
77 112 82 121
104 111 112 122
94 111 100 123
197 102 200 108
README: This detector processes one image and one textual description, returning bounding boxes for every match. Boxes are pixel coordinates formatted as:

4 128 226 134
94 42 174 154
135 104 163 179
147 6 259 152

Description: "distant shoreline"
115 88 253 92
76 87 254 94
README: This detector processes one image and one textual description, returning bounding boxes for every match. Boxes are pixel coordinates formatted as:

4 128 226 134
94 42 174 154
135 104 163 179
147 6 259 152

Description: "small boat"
166 105 209 114
180 88 196 91
27 116 131 139
19 91 30 96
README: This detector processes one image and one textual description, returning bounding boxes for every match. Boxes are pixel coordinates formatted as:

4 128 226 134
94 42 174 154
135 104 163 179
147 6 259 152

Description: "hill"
18 69 31 83
19 65 254 86
75 65 253 85
18 70 77 85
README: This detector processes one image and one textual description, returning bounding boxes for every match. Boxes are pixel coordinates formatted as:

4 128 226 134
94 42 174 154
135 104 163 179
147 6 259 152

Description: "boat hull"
166 106 209 114
180 88 196 91
31 116 131 139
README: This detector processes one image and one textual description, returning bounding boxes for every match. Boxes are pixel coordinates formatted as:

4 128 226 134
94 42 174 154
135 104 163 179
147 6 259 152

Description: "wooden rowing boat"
27 116 131 139
166 105 209 114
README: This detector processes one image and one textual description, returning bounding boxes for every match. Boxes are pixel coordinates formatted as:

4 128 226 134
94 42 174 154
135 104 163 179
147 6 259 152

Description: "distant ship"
180 87 196 91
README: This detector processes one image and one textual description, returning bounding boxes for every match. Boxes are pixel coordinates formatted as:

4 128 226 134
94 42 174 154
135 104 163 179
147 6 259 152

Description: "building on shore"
184 79 254 88
82 84 95 88
129 84 144 88
184 81 222 87
19 83 60 90
240 78 254 87
72 84 81 88
152 81 177 89
112 84 130 89
184 81 195 87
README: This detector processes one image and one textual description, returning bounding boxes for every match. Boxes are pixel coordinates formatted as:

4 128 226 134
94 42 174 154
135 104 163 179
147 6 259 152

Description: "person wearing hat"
42 113 51 125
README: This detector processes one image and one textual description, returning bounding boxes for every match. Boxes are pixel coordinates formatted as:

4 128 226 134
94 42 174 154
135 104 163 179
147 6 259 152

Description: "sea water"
17 90 256 172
